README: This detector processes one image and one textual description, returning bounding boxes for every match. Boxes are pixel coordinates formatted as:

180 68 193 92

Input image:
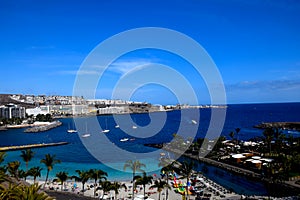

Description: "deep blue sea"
1 103 300 195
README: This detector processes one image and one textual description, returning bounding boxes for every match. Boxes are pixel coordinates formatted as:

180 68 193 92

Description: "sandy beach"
27 173 243 200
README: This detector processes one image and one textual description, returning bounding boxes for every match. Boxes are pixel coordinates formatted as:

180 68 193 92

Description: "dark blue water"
1 102 300 195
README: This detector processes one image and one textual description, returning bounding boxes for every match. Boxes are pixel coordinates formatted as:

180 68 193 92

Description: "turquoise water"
1 103 300 195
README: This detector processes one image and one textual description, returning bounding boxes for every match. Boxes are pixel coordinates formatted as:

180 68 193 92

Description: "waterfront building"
49 104 89 115
0 103 26 119
26 105 50 116
97 106 126 115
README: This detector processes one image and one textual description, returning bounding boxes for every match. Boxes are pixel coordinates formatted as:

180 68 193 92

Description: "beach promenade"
28 177 242 200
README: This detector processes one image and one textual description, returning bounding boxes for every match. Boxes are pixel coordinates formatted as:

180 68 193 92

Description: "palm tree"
98 180 112 200
89 169 108 197
235 128 241 144
28 166 43 183
54 171 68 191
123 160 146 199
273 128 283 153
72 170 90 194
14 183 53 200
178 160 195 200
150 179 170 200
40 154 61 187
0 152 6 164
0 183 19 200
263 127 274 155
0 170 9 184
159 162 175 200
110 181 127 200
229 131 235 141
0 152 6 173
135 172 153 198
20 149 34 172
7 161 21 180
18 169 28 181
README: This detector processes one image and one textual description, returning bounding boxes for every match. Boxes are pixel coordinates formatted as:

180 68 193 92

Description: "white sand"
27 175 242 200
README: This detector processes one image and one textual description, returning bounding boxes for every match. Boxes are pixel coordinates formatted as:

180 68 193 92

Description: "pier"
0 142 68 152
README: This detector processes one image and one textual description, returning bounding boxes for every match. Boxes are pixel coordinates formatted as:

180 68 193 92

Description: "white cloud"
56 60 156 76
57 70 100 75
28 45 55 50
108 60 155 74
227 79 300 91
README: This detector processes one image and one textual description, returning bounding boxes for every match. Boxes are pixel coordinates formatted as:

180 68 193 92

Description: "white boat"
120 138 129 142
115 125 120 128
82 123 90 137
81 133 90 138
102 118 110 133
67 129 77 133
191 120 197 125
132 118 137 129
67 122 77 133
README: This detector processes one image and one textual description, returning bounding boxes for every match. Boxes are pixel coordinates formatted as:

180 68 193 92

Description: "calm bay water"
1 102 300 195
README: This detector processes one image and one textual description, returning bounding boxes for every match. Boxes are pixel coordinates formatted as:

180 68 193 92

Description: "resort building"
0 103 26 119
26 105 50 116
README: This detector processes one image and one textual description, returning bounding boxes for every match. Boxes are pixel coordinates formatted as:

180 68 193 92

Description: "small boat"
120 138 129 142
129 138 135 141
132 118 137 129
102 118 110 133
67 122 77 133
82 123 90 137
115 125 120 128
67 129 77 133
191 120 197 125
81 133 90 138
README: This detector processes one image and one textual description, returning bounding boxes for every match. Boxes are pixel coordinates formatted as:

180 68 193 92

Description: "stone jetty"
24 120 62 133
0 141 68 152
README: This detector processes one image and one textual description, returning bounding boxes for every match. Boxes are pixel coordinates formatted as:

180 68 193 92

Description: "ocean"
1 102 300 195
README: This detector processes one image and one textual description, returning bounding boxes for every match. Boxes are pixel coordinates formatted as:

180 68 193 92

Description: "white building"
26 105 50 117
0 104 26 119
97 106 125 115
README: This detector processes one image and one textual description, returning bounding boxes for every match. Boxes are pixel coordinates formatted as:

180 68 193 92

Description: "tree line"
0 149 196 200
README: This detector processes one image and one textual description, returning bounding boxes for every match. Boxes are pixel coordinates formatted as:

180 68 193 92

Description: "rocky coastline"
254 122 300 131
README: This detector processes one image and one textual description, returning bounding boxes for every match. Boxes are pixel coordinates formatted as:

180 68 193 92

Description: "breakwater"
254 122 300 131
0 142 68 152
0 126 7 131
24 120 62 133
145 143 300 196
147 144 262 180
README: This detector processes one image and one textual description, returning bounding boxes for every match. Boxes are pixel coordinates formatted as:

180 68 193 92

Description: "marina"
0 103 300 197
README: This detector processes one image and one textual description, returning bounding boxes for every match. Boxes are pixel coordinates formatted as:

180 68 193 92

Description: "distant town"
0 94 225 126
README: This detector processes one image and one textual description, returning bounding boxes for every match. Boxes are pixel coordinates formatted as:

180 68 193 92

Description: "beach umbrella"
252 156 261 160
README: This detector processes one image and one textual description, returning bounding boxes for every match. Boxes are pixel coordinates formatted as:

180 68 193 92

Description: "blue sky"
1 0 300 104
